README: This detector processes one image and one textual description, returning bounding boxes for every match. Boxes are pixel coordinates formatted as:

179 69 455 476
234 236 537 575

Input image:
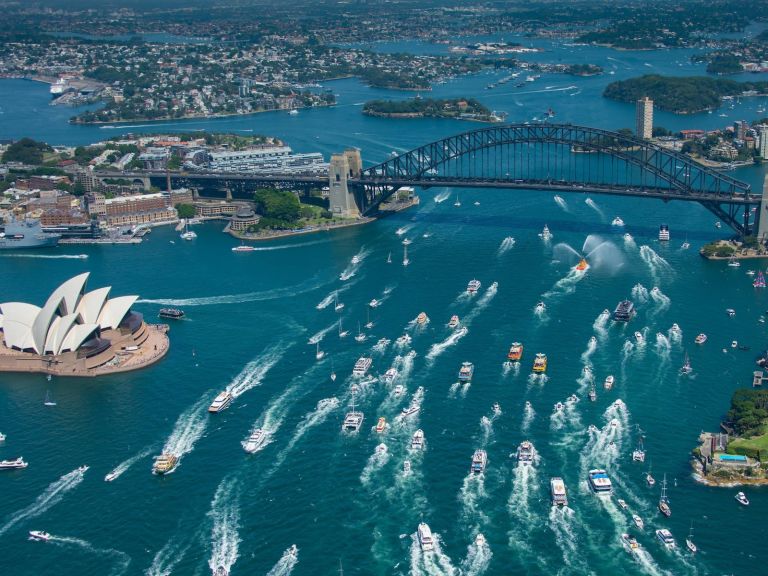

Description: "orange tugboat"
507 342 524 361
575 258 589 271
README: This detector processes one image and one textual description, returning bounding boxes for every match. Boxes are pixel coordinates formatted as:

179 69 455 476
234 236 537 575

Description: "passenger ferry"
376 417 387 433
158 308 185 319
587 469 613 495
612 300 635 322
655 529 676 548
152 454 178 475
243 429 268 453
208 391 233 413
411 429 425 449
659 224 670 241
467 279 482 293
516 440 535 465
532 353 547 373
470 449 487 474
416 312 429 325
352 356 373 377
0 457 28 470
507 342 523 361
342 410 364 432
418 522 434 551
232 245 256 252
604 375 614 390
550 477 568 506
458 361 474 381
448 315 460 328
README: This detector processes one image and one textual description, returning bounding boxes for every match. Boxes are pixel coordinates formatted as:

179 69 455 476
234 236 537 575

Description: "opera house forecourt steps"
0 272 169 376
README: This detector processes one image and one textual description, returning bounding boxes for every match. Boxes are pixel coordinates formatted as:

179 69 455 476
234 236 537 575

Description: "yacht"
396 334 412 346
516 440 535 465
658 474 671 517
532 353 547 373
617 499 628 510
0 457 28 470
418 522 434 552
681 240 690 250
208 391 233 413
29 531 51 542
539 225 553 240
658 224 670 241
377 337 391 348
411 429 425 449
77 465 89 474
352 356 372 377
159 308 185 319
587 469 613 495
402 238 412 246
727 258 741 268
470 449 488 474
315 342 325 361
550 477 568 506
104 470 119 482
354 322 366 343
604 375 614 390
338 319 349 339
686 523 697 553
735 491 750 506
351 254 361 265
655 528 676 549
458 361 474 381
623 233 633 242
535 301 546 314
632 514 644 530
243 429 269 453
454 194 461 207
670 323 681 335
403 243 410 266
180 221 197 241
152 454 178 475
726 308 736 317
611 216 625 226
376 417 387 433
507 342 523 361
401 402 420 417
232 244 256 252
680 351 692 374
342 409 364 432
396 226 408 236
467 279 481 293
632 436 646 463
416 312 429 325
553 402 564 413
621 533 641 556
448 315 460 328
695 333 707 344
613 300 635 322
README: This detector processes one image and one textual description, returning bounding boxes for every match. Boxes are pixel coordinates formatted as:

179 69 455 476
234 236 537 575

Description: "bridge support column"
757 174 768 243
329 149 362 218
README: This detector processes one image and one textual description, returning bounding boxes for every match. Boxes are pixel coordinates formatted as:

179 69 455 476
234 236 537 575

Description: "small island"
603 74 768 114
693 388 768 486
362 97 501 122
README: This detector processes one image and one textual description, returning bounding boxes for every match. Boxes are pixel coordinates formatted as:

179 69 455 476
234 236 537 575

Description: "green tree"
175 203 196 219
2 138 52 165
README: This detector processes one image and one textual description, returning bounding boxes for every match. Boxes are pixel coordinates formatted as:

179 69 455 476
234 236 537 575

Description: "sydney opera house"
0 273 169 376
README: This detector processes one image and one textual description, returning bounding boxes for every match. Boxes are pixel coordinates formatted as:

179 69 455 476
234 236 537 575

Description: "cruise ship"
0 457 28 470
516 440 535 465
550 477 568 506
411 429 425 449
152 454 178 475
418 522 434 552
532 353 547 373
208 391 233 413
0 218 60 250
470 449 487 474
612 300 635 322
50 78 69 98
587 469 613 495
352 356 373 377
458 361 474 381
507 342 523 361
243 429 268 453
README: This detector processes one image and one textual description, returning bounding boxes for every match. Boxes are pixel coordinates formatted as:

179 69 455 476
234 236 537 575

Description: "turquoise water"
1 36 768 576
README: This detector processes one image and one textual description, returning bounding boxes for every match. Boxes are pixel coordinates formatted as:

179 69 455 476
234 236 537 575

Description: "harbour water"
1 35 768 576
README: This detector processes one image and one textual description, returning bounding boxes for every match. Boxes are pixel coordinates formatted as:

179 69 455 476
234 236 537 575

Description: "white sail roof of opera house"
0 272 138 355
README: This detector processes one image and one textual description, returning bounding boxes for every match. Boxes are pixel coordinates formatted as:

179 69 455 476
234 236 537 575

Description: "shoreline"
227 216 376 241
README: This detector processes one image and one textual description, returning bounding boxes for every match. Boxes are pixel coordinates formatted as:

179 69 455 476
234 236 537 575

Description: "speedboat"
670 323 681 334
29 531 51 542
375 443 388 456
0 457 28 470
634 331 644 344
507 342 523 361
208 391 233 413
396 334 412 346
213 566 228 576
623 233 633 242
416 312 429 325
152 454 178 475
243 429 269 453
516 440 535 465
475 533 487 547
646 471 656 487
686 533 697 554
617 499 628 510
411 429 425 449
383 368 398 383
656 529 676 549
0 432 5 442
401 403 420 417
394 384 405 396
402 238 412 246
104 470 119 482
77 465 89 474
728 259 741 268
403 460 412 474
532 353 547 373
458 361 474 381
588 424 598 433
448 315 460 328
467 279 481 293
604 375 614 390
588 469 612 495
553 402 564 413
377 337 391 348
610 418 619 428
612 216 625 226
369 299 380 308
695 333 707 344
376 417 387 433
735 491 750 506
550 477 568 506
681 241 690 249
539 225 553 240
418 522 434 552
632 514 644 530
726 308 736 317
492 402 501 414
470 449 488 474
535 301 546 314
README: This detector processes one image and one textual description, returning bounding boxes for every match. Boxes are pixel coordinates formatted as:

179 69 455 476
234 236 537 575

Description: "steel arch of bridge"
355 123 758 234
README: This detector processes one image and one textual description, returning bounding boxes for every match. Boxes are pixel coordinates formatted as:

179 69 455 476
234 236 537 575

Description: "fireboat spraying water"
554 234 624 274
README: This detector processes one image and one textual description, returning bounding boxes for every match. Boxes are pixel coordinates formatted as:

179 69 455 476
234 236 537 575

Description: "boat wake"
426 327 468 361
522 403 535 432
160 394 209 468
548 506 590 575
360 444 391 486
553 195 569 212
655 332 671 359
550 398 583 435
1 253 88 260
105 445 155 482
228 344 287 398
649 286 671 315
480 415 494 445
527 373 549 386
0 466 86 537
459 537 492 576
409 532 457 576
458 473 489 535
496 236 516 255
315 280 357 310
207 476 241 576
631 283 649 303
585 197 605 220
50 535 131 576
593 309 610 340
271 398 340 473
639 245 674 283
507 462 541 554
620 340 634 382
434 190 451 203
623 233 637 249
308 322 336 344
462 282 498 325
265 546 299 576
580 336 597 365
145 528 196 576
543 268 586 298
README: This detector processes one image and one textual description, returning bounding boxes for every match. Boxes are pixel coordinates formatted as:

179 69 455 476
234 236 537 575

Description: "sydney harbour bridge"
104 123 764 237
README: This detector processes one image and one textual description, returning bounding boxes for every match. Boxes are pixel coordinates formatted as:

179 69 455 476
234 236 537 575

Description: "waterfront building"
734 120 748 141
329 149 362 218
0 272 168 376
102 193 176 226
195 201 242 217
138 147 169 170
635 96 653 139
759 125 768 160
29 174 69 191
229 207 261 232
198 145 327 175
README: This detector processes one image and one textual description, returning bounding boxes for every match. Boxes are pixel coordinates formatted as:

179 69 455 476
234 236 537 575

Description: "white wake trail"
462 282 498 325
160 394 210 466
266 546 299 576
145 531 195 576
497 236 516 255
409 532 457 576
631 283 649 303
554 195 569 212
228 344 287 398
426 327 468 361
639 245 674 283
585 197 605 220
105 445 155 482
207 476 241 576
1 253 88 260
593 309 610 340
434 190 451 203
51 535 131 576
460 538 492 576
649 286 671 314
307 322 336 344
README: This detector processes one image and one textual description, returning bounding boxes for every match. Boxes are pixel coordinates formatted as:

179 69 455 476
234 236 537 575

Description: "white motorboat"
634 331 644 344
611 216 625 226
208 391 233 413
735 491 750 506
77 465 89 474
656 528 676 549
394 384 405 396
604 375 614 390
411 429 425 449
369 299 380 308
0 432 5 442
383 368 398 383
403 460 412 474
617 499 628 510
0 457 28 470
375 443 388 455
29 531 51 542
539 224 553 240
475 533 486 547
243 428 269 453
395 334 412 347
418 522 434 551
632 514 644 530
104 470 119 482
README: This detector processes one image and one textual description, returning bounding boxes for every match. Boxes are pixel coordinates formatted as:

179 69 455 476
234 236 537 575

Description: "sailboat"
632 432 646 462
316 342 325 360
334 292 345 312
180 219 197 240
364 307 374 330
680 351 692 375
355 321 366 343
658 474 671 517
646 461 656 486
338 319 349 339
387 252 392 264
44 390 56 407
403 243 410 267
754 271 766 288
454 194 461 207
331 359 337 382
685 522 697 553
